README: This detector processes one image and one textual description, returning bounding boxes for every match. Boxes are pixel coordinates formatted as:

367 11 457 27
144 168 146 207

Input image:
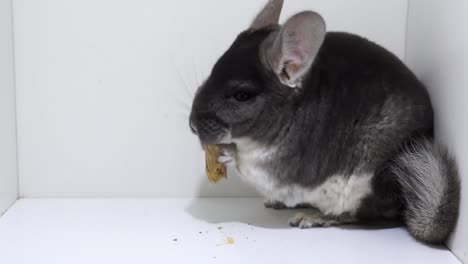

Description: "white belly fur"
233 138 373 216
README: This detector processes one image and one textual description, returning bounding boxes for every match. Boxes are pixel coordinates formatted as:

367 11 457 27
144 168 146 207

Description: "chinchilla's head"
189 0 326 145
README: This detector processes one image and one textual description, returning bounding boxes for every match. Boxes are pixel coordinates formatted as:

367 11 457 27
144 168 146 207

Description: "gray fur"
189 0 460 244
391 139 460 244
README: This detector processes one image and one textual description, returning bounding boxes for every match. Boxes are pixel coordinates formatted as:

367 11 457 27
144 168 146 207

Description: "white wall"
14 0 408 197
0 0 18 213
406 0 468 262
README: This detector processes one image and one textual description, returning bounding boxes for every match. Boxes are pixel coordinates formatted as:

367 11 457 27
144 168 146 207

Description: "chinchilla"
189 0 460 244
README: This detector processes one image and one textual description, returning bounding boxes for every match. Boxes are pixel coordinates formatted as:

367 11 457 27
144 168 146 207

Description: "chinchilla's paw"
264 200 287 210
289 212 338 229
217 144 236 166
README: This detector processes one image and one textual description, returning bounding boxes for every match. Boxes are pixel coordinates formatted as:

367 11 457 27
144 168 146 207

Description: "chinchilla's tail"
390 138 460 244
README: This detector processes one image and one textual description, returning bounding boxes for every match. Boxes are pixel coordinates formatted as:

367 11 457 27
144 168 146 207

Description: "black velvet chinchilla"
189 0 460 244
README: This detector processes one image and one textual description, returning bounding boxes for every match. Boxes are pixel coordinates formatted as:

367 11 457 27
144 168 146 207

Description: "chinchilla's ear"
263 11 326 88
250 0 284 30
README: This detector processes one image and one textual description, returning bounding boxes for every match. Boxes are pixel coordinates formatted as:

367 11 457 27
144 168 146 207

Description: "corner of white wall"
0 0 18 214
405 0 468 262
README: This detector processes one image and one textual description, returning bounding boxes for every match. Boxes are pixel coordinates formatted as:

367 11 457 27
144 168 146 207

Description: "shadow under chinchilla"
184 194 316 229
184 169 408 232
184 169 307 229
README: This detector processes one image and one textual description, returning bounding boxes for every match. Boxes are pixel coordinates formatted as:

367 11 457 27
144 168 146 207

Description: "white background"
406 0 468 262
13 0 408 198
0 0 17 214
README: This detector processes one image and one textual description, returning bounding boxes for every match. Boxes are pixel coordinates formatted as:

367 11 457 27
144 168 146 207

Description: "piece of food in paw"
204 144 227 183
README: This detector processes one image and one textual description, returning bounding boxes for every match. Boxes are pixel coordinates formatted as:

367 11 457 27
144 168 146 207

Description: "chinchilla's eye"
233 91 253 102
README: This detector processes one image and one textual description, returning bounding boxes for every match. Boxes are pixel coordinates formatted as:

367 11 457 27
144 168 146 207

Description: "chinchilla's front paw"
217 144 236 166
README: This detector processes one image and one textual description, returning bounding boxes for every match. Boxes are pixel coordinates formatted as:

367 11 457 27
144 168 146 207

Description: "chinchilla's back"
287 32 434 185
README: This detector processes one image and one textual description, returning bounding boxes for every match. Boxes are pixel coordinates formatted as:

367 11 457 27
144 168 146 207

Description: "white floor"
0 198 461 264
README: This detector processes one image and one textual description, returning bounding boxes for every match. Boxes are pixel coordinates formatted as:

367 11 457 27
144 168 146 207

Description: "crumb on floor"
217 237 235 246
226 237 234 244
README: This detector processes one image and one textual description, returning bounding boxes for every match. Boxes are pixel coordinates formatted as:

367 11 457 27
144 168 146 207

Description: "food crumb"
199 231 203 234
217 237 235 246
226 237 235 244
173 238 178 242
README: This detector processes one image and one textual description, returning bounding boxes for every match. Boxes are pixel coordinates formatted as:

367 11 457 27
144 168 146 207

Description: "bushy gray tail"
391 139 460 244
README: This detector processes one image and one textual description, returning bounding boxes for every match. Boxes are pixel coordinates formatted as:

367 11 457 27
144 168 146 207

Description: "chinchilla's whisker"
174 97 191 112
170 58 196 100
165 81 192 111
177 68 195 100
191 56 204 88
